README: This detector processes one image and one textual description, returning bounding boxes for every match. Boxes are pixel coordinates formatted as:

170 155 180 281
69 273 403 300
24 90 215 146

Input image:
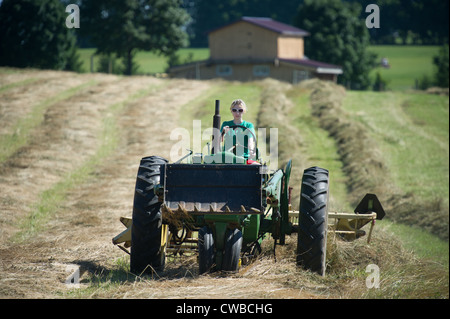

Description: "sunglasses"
232 108 244 113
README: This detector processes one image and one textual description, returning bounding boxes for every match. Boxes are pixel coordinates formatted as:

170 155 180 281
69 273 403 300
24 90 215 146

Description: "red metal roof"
241 17 309 36
209 16 309 37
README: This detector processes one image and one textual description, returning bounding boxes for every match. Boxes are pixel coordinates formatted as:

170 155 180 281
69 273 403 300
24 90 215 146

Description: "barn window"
216 65 232 76
253 65 270 77
293 70 310 84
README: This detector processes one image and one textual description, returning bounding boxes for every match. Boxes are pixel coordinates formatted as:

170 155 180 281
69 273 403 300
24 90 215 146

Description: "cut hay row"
0 69 213 297
254 78 448 298
0 72 160 242
256 79 307 207
299 79 449 241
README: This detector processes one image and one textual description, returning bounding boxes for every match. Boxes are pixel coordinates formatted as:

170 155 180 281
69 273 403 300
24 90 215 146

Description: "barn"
169 17 343 84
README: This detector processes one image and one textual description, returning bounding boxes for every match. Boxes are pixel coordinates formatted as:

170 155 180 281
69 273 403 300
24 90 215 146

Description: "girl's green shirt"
220 120 256 159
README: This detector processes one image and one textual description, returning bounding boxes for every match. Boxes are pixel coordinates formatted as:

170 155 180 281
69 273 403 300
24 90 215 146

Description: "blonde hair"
230 99 247 112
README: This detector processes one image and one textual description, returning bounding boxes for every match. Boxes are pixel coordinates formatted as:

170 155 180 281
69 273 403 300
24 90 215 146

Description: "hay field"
0 68 448 299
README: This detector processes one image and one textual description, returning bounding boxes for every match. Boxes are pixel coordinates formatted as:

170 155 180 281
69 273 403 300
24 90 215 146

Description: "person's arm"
221 126 230 142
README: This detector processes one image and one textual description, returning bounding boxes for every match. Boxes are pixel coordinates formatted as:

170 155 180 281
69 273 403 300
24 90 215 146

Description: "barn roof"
209 16 310 37
169 57 343 75
279 58 343 74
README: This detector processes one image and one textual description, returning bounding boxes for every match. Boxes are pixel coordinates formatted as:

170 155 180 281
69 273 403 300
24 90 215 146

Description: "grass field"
343 90 449 206
1 44 448 298
341 88 449 258
78 45 441 91
78 48 210 75
368 45 441 90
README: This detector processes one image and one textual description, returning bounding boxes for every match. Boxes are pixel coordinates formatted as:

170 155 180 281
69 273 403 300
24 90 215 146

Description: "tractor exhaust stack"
211 100 221 154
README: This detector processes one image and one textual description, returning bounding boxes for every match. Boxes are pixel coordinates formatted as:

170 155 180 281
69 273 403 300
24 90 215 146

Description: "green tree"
372 72 389 91
80 0 190 75
433 44 449 88
356 0 449 44
410 0 449 45
294 0 377 89
0 0 82 71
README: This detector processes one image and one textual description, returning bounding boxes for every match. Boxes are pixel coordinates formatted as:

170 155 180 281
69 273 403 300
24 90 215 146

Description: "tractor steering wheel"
222 124 257 158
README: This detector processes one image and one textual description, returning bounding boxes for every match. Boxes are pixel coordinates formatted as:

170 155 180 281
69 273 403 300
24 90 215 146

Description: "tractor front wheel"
198 226 215 274
222 228 243 272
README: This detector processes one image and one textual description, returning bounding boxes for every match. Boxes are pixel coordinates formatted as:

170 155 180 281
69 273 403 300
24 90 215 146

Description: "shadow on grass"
72 255 201 286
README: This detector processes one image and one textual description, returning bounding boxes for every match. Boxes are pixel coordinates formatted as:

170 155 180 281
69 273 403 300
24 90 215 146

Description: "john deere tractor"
113 100 385 276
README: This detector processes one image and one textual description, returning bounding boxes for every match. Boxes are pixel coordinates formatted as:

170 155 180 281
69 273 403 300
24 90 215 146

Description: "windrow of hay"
256 79 307 206
0 73 212 298
299 79 449 240
253 80 448 298
243 226 448 298
326 227 449 298
299 79 386 204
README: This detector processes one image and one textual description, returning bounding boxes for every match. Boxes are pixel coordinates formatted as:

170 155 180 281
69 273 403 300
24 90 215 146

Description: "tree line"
188 0 448 47
0 0 448 88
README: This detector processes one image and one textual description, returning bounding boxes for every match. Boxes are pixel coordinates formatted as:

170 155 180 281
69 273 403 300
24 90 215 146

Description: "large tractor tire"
130 156 168 275
198 226 215 275
296 167 329 276
222 228 243 272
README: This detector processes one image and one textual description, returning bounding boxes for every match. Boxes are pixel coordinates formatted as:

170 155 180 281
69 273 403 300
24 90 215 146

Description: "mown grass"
291 79 448 297
342 90 449 210
62 257 133 298
0 77 40 94
0 80 96 164
286 86 351 212
70 225 448 299
56 78 448 299
368 45 441 90
383 220 449 267
13 83 165 242
3 65 447 297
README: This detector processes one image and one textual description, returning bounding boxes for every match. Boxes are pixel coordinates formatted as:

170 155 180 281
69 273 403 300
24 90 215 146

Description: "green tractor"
113 101 385 276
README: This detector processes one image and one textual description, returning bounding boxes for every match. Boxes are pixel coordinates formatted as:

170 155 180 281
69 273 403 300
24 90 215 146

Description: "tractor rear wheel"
296 166 329 276
198 226 215 274
130 156 168 275
222 228 243 272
